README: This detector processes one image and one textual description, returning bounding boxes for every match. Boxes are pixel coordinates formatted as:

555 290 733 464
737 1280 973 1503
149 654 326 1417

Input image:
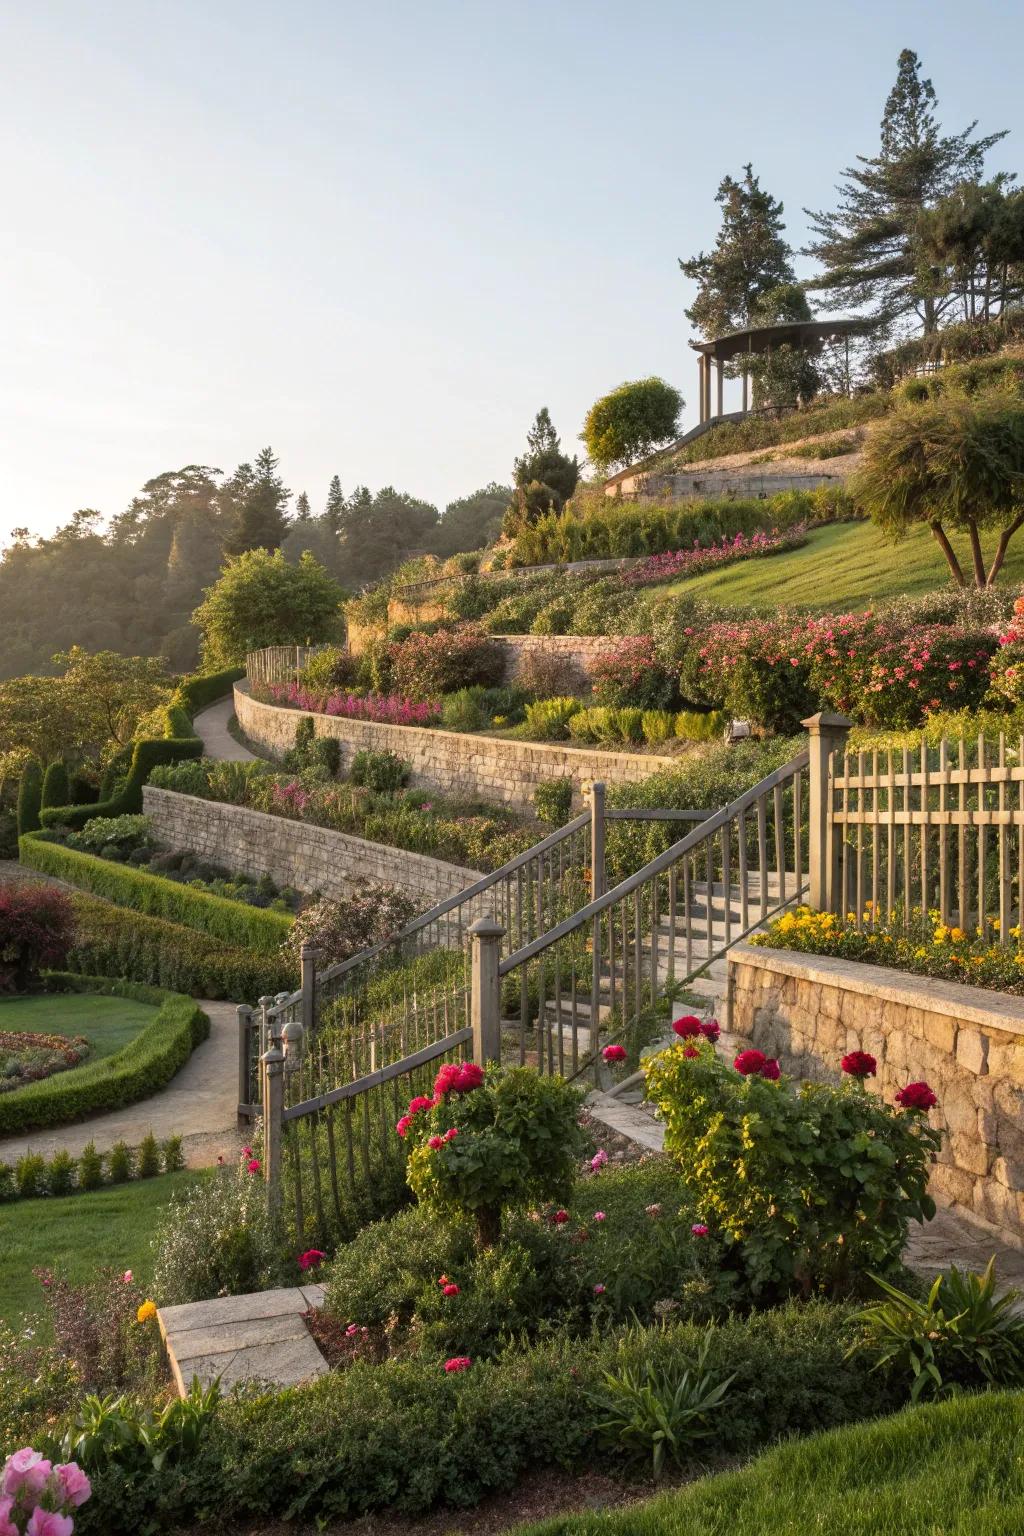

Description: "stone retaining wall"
728 944 1024 1247
234 683 673 811
494 633 617 690
142 786 482 908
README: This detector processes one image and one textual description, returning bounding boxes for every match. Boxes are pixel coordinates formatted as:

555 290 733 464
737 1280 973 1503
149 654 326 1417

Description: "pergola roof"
689 317 867 362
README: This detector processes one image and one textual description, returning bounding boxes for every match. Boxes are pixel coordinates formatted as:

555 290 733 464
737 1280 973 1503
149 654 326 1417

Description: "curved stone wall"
234 683 674 812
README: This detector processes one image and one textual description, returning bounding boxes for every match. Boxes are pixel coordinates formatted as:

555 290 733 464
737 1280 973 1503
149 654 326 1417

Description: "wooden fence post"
802 712 852 914
236 1004 253 1127
469 917 505 1067
300 943 318 1034
585 781 606 1036
261 1038 285 1215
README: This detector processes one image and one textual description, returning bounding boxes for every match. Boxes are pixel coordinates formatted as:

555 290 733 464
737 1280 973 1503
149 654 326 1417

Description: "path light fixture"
282 1018 304 1072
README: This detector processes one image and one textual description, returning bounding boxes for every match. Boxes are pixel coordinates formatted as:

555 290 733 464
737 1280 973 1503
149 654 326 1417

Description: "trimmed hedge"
41 761 70 810
0 975 209 1137
73 1300 902 1533
68 894 297 1001
36 666 244 832
16 758 42 836
19 834 292 952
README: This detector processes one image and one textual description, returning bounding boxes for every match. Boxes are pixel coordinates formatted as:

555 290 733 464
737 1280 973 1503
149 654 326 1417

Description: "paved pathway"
192 696 256 761
0 999 246 1169
160 1283 327 1395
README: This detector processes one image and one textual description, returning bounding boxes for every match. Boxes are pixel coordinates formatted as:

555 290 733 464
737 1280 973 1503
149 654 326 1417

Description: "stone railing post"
300 943 318 1035
469 917 505 1068
236 1004 254 1127
261 1039 285 1216
802 712 852 915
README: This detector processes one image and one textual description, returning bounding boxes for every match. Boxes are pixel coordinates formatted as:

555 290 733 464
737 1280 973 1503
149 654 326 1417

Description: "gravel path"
0 998 247 1169
192 696 257 761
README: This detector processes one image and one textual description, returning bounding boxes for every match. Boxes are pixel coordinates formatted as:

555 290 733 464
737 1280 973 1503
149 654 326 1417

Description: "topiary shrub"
644 1039 940 1298
16 759 42 837
40 760 70 811
402 1063 586 1247
0 882 75 993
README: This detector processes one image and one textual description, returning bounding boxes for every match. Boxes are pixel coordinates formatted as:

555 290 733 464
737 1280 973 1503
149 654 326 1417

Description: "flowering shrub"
644 1039 940 1296
990 595 1024 705
755 904 1024 996
590 637 678 711
152 1157 287 1305
623 525 807 587
283 884 417 968
678 615 816 734
402 1064 586 1247
388 625 505 702
255 682 441 727
0 886 75 994
1 1449 91 1536
0 1031 90 1093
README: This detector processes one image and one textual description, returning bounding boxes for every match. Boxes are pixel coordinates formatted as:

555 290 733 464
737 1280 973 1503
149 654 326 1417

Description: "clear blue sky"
2 0 1022 541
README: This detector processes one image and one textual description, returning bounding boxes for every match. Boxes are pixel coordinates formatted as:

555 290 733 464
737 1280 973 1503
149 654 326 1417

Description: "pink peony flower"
2 1450 52 1499
246 1158 261 1174
442 1283 460 1297
396 1115 412 1138
590 1149 608 1171
345 1323 360 1336
443 1127 459 1142
26 1512 74 1536
691 1223 709 1237
407 1095 434 1117
672 1015 702 1039
53 1463 91 1508
427 1134 444 1150
444 1356 472 1372
242 1146 253 1158
593 1211 606 1222
602 1044 626 1062
0 1496 16 1536
297 1249 326 1271
593 1283 606 1295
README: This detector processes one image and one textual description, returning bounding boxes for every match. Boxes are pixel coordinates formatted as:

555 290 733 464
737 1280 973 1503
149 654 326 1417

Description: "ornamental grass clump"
644 1039 940 1298
401 1063 586 1248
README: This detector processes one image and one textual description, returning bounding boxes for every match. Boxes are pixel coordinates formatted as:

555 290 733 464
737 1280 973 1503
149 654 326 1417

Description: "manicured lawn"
0 1171 206 1325
0 991 159 1063
665 519 1024 610
521 1390 1024 1535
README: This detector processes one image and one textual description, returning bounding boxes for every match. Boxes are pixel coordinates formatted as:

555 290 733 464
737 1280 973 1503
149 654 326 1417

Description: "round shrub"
591 636 677 710
388 624 505 701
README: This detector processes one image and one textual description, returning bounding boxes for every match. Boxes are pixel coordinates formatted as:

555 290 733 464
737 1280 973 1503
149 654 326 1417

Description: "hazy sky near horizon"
2 0 1023 543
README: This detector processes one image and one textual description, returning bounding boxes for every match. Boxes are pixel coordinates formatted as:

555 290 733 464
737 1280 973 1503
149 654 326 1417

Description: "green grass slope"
667 519 1024 609
521 1390 1024 1536
0 992 158 1064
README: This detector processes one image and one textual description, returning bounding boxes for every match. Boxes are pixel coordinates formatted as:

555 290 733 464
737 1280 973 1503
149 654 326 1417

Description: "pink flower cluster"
623 526 805 587
2 1450 91 1536
258 682 441 727
395 1062 484 1138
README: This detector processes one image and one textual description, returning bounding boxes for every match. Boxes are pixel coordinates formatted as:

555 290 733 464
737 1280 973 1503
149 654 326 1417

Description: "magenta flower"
427 1134 443 1150
444 1356 472 1372
602 1044 626 1062
691 1223 709 1237
442 1283 461 1297
593 1211 606 1223
297 1249 326 1271
590 1149 608 1171
246 1157 261 1175
593 1283 606 1295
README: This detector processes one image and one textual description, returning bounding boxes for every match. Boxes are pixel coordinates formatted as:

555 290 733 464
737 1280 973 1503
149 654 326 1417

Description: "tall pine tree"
324 475 345 534
679 164 796 338
224 446 291 554
804 50 1007 334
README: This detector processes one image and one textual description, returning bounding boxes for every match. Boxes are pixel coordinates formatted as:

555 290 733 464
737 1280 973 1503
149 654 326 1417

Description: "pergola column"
716 359 724 419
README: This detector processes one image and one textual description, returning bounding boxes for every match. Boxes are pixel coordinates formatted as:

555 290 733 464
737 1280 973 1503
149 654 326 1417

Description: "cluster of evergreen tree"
0 452 511 679
680 50 1024 375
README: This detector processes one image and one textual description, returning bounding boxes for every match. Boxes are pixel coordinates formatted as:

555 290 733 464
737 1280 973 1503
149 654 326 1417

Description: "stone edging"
730 943 1024 1040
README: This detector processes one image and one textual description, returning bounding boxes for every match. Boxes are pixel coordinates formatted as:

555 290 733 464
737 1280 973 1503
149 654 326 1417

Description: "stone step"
158 1285 328 1397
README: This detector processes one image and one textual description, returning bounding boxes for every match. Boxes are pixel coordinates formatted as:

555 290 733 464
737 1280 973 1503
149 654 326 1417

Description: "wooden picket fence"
245 645 327 687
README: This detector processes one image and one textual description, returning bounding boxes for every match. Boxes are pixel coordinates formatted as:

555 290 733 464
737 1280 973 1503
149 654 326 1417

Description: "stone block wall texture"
729 944 1024 1248
493 634 617 691
234 683 673 812
142 786 482 909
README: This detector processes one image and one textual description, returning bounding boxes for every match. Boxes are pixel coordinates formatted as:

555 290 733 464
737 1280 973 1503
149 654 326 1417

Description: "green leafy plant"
533 777 574 826
522 696 582 741
350 748 410 793
590 1332 735 1477
107 1141 133 1183
79 1140 103 1190
59 1377 221 1475
851 1259 1024 1401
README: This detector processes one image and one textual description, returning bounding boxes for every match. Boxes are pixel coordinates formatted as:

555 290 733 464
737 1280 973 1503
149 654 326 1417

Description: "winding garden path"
0 999 244 1169
192 695 256 761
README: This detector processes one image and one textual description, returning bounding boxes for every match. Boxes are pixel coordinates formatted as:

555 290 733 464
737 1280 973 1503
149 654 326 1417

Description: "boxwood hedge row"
0 975 209 1137
19 834 292 952
67 894 296 1001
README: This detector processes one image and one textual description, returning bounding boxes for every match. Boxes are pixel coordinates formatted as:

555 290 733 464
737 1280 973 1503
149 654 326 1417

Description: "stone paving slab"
159 1285 329 1397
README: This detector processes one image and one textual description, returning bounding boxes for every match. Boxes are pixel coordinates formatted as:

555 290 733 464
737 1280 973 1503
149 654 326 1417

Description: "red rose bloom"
407 1095 435 1116
602 1043 627 1062
734 1049 767 1076
298 1249 326 1271
683 1045 699 1058
427 1134 443 1150
699 1019 721 1042
672 1015 702 1038
396 1115 412 1138
895 1081 938 1111
552 1209 570 1225
457 1062 484 1092
760 1058 781 1081
841 1051 877 1079
442 1282 460 1296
